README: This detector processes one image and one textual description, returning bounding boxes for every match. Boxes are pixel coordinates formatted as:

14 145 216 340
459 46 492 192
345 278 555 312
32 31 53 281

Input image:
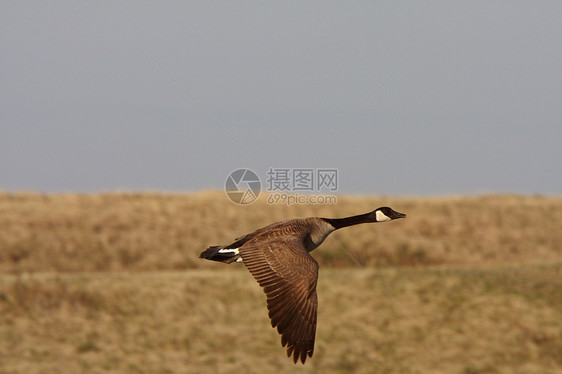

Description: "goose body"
199 206 406 364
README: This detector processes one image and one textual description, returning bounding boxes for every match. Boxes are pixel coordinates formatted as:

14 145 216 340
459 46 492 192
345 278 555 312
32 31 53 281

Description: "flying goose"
199 207 406 364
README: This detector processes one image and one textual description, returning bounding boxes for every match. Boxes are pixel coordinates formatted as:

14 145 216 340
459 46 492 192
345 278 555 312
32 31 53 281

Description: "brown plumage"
199 207 406 364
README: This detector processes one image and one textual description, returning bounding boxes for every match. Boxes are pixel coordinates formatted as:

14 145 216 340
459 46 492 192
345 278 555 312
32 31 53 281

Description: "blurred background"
1 2 561 374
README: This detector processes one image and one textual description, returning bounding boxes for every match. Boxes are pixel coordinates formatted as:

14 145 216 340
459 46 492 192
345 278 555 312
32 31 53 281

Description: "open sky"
1 2 561 195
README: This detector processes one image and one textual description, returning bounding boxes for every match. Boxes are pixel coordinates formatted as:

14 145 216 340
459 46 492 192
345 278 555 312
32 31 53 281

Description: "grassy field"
0 192 561 373
1 191 560 272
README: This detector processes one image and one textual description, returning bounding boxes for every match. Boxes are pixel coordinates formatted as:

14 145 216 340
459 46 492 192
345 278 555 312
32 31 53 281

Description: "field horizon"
1 191 561 273
1 191 561 373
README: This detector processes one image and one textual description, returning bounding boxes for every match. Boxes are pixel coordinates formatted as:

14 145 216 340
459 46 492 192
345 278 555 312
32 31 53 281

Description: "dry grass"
1 265 560 374
0 191 561 373
1 192 561 272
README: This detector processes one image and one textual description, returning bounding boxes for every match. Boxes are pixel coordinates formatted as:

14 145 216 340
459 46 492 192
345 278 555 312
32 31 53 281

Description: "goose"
199 206 406 364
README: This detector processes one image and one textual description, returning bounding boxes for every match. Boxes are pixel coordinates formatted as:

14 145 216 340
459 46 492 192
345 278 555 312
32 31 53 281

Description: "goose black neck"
322 212 373 230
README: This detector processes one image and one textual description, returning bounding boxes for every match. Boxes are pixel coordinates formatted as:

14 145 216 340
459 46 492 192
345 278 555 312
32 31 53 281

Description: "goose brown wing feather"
240 238 319 364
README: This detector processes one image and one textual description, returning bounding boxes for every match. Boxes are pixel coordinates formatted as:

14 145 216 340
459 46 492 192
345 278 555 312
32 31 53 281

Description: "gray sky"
1 2 561 195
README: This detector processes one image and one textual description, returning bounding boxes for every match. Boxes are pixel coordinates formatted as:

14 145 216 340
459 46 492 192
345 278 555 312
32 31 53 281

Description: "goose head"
369 207 407 222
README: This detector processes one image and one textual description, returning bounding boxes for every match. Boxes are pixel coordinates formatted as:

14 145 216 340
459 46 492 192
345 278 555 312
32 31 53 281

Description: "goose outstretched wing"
240 238 319 364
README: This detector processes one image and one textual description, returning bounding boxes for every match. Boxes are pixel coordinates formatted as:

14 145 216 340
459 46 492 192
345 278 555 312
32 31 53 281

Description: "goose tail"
199 246 241 264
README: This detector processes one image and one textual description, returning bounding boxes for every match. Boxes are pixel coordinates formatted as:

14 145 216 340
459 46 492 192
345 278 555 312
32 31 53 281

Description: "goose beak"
393 211 406 219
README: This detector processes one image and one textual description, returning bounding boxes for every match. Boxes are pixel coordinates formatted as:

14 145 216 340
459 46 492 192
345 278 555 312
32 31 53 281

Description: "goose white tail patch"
218 248 239 255
218 247 243 263
375 210 391 222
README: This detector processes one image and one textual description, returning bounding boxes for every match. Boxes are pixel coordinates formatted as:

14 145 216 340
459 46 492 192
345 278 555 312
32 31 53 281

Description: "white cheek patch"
375 210 391 222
